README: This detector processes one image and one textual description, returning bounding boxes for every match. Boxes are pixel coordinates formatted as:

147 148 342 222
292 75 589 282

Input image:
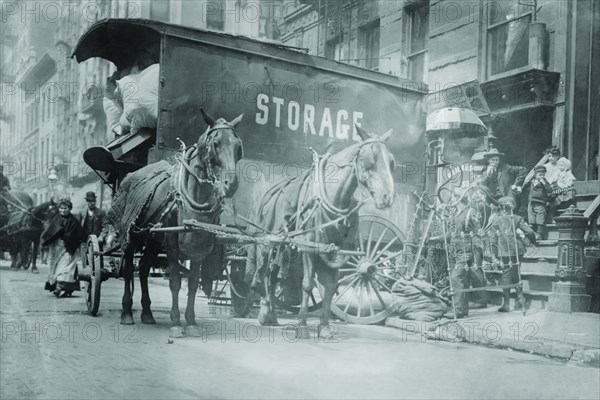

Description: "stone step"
484 288 549 310
486 271 556 292
577 197 597 212
574 180 600 196
522 240 559 259
523 273 555 292
521 259 557 274
483 258 556 275
481 276 596 310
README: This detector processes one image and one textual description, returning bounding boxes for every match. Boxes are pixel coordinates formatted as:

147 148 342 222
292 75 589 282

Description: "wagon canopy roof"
72 19 427 93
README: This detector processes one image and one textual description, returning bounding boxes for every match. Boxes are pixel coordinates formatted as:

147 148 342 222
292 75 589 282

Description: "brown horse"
114 109 243 337
18 200 58 273
0 192 55 272
249 125 396 338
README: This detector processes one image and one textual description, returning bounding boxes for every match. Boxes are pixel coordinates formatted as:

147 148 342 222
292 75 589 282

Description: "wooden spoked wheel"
273 256 323 313
228 257 253 317
325 214 405 324
85 235 103 316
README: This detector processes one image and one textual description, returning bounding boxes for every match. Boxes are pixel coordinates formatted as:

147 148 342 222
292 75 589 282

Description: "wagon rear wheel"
228 257 253 317
325 214 405 324
273 257 323 314
84 235 102 316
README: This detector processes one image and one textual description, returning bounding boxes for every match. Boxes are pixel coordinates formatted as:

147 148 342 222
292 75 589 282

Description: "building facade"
279 0 599 180
1 0 56 203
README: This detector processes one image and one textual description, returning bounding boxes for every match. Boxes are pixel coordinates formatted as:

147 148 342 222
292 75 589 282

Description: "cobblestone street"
1 262 599 399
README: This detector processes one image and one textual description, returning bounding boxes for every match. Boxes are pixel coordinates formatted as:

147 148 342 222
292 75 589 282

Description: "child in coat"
524 165 553 240
553 157 577 212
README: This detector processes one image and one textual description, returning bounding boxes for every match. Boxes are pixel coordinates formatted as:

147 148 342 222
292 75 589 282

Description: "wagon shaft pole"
408 211 435 277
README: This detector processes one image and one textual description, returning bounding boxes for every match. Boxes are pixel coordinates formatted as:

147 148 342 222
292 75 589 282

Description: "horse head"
198 108 244 198
25 200 58 229
355 125 396 209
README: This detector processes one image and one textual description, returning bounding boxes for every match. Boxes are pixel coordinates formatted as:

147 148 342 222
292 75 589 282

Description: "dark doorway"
490 107 554 170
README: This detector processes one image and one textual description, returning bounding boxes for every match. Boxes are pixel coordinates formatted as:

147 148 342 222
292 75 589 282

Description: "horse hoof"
140 312 156 324
257 311 278 326
295 325 311 339
185 325 202 337
318 325 336 340
31 269 39 274
170 326 185 338
120 314 135 325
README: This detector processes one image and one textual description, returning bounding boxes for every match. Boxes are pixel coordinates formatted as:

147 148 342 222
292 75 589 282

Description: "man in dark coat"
489 196 536 312
78 192 106 243
448 196 491 318
480 148 527 206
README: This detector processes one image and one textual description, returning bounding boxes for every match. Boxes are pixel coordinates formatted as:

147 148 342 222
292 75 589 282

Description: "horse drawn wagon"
73 19 427 332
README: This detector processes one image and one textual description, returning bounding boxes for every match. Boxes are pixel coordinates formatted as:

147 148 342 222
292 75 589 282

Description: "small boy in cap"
524 165 553 240
489 196 536 312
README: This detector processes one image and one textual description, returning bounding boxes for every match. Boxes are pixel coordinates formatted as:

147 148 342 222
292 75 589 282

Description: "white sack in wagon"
391 277 450 322
116 63 159 135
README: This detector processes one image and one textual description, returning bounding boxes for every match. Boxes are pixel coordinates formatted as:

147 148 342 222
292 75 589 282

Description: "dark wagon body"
74 18 426 225
73 19 427 322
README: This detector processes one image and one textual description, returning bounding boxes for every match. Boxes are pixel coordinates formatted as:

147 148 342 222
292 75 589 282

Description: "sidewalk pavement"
386 307 600 367
146 276 600 366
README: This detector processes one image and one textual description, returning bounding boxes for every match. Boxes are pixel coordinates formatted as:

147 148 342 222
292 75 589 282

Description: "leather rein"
175 123 241 214
313 137 386 216
287 138 386 237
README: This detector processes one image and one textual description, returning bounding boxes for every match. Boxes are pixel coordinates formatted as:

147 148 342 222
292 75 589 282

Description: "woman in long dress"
42 198 86 297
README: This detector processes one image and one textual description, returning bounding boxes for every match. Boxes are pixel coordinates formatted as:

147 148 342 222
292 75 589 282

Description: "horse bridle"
175 123 243 213
314 137 389 216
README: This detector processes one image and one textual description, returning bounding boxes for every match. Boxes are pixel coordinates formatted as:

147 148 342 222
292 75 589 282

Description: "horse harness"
132 124 242 233
275 137 388 238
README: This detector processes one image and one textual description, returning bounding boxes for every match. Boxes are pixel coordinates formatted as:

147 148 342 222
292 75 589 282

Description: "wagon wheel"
228 257 253 317
273 256 323 314
84 235 103 316
325 214 405 324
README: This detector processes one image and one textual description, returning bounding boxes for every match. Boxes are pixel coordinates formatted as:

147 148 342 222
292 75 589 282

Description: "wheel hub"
358 261 377 277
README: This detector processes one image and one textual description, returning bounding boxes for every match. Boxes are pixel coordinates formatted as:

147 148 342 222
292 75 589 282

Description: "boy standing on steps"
489 197 537 312
524 165 553 240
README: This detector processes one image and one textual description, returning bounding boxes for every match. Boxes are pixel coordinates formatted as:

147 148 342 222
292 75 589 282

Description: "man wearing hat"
447 194 492 318
480 148 527 206
489 196 536 312
524 165 553 240
78 192 106 242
